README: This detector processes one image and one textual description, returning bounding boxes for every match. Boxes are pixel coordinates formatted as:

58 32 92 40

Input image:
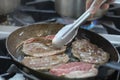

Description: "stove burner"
80 20 99 30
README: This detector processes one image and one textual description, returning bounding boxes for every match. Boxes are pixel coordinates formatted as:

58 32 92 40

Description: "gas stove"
0 0 120 80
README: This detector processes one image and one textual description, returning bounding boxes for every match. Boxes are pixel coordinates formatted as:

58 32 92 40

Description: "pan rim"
5 23 120 80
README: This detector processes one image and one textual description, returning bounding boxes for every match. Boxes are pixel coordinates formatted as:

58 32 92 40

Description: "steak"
42 35 55 40
21 53 69 70
71 39 110 64
65 68 98 78
22 36 66 57
50 62 98 78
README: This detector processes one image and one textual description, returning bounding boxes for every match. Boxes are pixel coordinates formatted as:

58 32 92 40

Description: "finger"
88 0 105 14
86 0 93 10
106 0 114 3
101 3 109 10
101 0 114 10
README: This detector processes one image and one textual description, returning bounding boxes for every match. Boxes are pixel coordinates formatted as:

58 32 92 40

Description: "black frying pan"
3 23 120 80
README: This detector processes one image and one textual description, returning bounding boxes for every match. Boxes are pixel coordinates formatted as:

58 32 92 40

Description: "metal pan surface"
5 23 120 80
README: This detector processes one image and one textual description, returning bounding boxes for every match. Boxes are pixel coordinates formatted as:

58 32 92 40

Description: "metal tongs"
52 0 107 48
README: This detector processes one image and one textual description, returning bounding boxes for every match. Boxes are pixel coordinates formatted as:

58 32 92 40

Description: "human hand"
86 0 114 14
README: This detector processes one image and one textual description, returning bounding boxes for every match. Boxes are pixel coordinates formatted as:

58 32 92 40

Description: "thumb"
86 0 93 10
87 0 106 14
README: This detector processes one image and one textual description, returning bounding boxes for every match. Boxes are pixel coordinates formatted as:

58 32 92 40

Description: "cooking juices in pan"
15 34 110 79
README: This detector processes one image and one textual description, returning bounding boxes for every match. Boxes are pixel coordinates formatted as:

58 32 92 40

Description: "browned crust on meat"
71 39 110 64
21 37 66 57
21 53 69 70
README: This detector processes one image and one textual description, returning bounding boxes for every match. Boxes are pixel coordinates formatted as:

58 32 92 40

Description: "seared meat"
71 39 109 64
65 68 98 78
22 54 69 70
50 62 98 78
22 37 66 57
42 35 55 40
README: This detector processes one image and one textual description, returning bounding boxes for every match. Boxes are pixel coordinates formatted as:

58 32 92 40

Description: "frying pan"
3 23 120 80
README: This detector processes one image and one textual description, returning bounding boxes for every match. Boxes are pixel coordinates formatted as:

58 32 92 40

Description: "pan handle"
0 56 27 70
102 62 120 71
0 56 40 80
0 56 12 61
